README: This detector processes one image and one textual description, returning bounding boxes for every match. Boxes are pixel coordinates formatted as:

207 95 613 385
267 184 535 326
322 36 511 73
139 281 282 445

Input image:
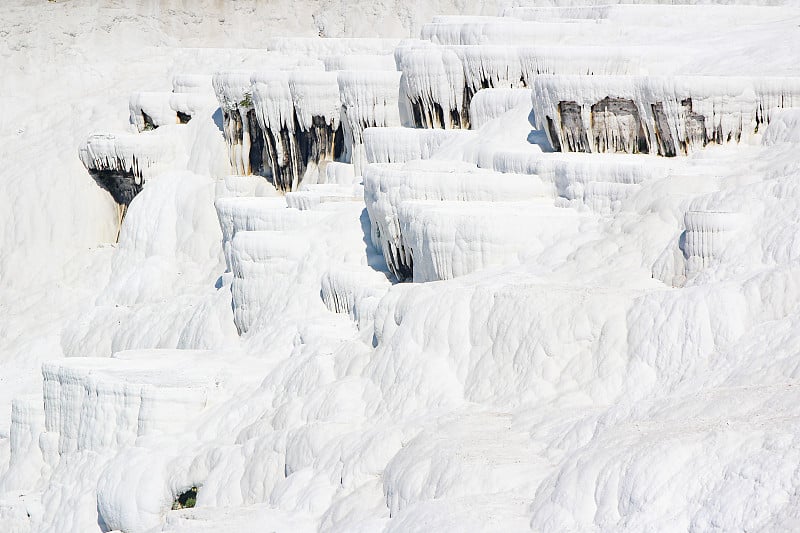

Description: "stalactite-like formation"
363 162 550 281
213 71 260 176
78 132 175 207
337 70 403 174
532 75 800 156
396 43 467 129
590 97 648 154
215 70 346 191
681 210 740 276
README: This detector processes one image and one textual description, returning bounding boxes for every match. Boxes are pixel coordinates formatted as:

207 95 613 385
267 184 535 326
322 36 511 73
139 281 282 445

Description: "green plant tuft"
172 487 198 510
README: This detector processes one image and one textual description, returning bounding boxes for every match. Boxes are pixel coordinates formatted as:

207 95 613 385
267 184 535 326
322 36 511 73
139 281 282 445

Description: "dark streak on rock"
651 102 676 157
545 116 562 152
246 108 264 176
558 101 590 152
590 97 649 154
681 98 708 152
88 168 143 206
254 113 344 192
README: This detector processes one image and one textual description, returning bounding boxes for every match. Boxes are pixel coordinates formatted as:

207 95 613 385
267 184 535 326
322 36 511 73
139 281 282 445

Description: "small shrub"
171 487 198 510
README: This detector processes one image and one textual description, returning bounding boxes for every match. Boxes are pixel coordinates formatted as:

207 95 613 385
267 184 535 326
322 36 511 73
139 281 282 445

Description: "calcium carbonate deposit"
2 0 800 531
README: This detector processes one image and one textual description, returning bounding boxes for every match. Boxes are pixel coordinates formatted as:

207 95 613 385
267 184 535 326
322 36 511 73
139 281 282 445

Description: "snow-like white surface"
398 199 588 281
364 127 476 163
42 350 220 455
763 108 800 145
228 200 379 337
323 54 398 72
5 2 800 533
469 88 533 129
263 37 401 56
168 92 218 121
286 184 365 211
322 162 357 185
363 161 554 279
290 71 342 133
215 196 324 270
129 92 178 131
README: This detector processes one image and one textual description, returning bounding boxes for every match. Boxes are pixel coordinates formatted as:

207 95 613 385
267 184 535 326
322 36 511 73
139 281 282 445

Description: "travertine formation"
21 4 800 533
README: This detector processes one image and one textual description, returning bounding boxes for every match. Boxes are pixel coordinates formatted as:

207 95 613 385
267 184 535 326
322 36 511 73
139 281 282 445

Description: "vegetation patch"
171 487 198 510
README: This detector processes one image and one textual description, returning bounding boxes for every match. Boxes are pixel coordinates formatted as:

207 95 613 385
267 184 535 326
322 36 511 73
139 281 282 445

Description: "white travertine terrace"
42 350 220 454
682 210 742 276
78 130 179 205
363 161 554 279
532 75 800 155
363 127 476 164
469 88 533 129
128 92 178 131
11 3 800 532
323 54 398 72
337 70 404 173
